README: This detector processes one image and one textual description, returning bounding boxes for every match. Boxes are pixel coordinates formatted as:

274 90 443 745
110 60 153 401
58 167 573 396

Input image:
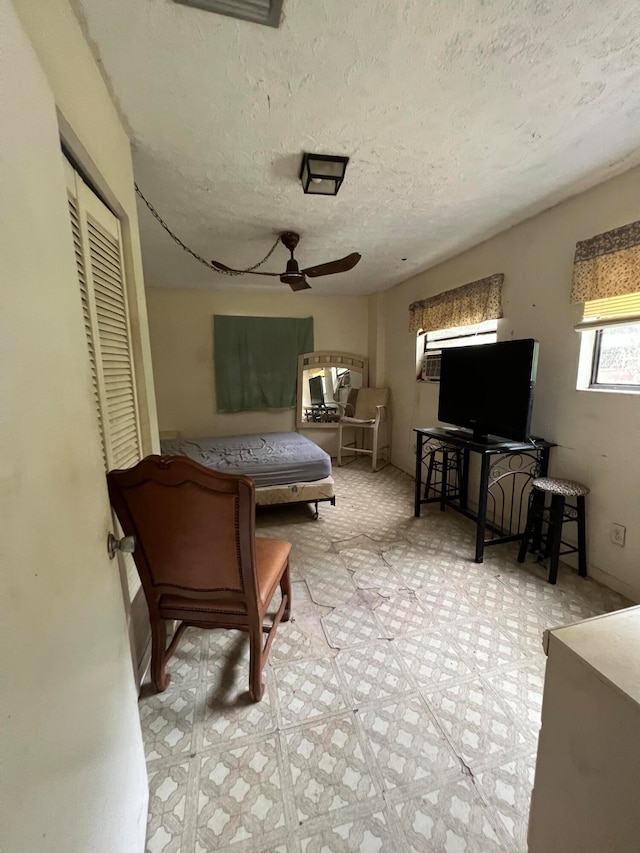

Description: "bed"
160 432 336 518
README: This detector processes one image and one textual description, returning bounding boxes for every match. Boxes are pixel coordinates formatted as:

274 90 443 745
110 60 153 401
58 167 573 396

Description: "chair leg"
280 560 292 622
547 495 565 585
150 617 170 692
249 627 265 702
518 491 536 563
577 495 588 577
518 489 544 563
338 421 343 466
372 423 379 471
530 488 546 554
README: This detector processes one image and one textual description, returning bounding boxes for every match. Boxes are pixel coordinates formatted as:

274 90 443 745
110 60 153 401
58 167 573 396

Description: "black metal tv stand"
414 427 554 562
443 427 508 446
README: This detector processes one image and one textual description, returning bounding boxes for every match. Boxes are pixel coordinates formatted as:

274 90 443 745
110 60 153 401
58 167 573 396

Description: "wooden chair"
107 455 292 701
337 387 390 471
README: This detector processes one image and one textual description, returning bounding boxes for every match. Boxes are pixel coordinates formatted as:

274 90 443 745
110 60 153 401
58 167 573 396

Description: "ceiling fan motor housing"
281 259 303 284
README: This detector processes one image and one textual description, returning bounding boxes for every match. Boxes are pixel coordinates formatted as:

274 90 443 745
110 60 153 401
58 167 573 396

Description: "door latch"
107 533 135 560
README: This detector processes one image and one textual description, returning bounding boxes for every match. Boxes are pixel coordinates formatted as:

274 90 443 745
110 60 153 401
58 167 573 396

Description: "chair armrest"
337 402 351 419
374 404 387 424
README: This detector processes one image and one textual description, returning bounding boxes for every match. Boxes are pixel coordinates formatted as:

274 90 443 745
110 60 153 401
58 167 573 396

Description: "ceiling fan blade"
302 253 361 278
210 259 280 276
287 278 312 292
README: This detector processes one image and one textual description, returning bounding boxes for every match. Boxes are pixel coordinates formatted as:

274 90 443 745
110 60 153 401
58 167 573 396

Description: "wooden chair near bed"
107 455 292 702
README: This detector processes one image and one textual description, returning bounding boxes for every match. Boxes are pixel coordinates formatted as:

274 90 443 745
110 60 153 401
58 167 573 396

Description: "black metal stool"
518 477 589 584
422 445 463 510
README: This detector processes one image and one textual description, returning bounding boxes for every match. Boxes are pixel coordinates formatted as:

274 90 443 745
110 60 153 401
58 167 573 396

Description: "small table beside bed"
160 431 335 519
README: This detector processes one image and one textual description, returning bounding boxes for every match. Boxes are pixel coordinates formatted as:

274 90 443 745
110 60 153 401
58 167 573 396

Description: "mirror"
297 352 368 429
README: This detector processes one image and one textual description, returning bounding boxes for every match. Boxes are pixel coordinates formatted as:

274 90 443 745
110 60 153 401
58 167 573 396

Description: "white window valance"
571 219 640 304
408 274 504 334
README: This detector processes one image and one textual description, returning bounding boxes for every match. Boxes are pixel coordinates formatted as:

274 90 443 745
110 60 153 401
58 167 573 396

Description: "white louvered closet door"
65 160 150 681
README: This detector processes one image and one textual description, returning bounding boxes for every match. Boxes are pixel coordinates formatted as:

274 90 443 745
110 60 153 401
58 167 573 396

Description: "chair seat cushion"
159 537 291 616
532 477 590 497
255 537 292 605
341 417 375 425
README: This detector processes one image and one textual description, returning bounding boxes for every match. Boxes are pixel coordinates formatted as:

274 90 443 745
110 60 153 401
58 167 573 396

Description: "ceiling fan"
210 232 361 292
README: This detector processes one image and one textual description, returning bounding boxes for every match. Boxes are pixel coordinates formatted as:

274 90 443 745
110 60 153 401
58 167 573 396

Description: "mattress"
160 431 332 488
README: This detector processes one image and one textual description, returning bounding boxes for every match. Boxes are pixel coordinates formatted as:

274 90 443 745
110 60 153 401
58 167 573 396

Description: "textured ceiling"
73 0 640 295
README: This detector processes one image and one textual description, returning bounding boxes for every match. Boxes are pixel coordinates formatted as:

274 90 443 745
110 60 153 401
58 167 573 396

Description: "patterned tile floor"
140 460 632 853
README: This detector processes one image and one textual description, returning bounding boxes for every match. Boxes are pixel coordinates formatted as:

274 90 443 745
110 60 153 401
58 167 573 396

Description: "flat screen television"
438 338 539 443
309 375 325 406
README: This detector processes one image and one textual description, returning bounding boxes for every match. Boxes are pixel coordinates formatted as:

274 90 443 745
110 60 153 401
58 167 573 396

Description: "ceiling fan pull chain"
134 184 280 275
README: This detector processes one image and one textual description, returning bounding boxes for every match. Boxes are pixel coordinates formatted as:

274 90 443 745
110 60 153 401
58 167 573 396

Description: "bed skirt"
255 475 335 508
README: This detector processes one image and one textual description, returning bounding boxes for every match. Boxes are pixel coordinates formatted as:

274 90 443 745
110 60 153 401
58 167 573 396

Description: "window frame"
587 323 640 393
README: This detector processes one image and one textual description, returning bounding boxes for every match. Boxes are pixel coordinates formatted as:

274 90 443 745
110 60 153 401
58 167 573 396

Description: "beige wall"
146 287 369 452
2 1 154 850
367 291 387 388
383 166 640 601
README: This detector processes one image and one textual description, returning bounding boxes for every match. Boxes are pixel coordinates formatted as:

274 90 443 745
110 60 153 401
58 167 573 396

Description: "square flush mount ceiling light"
300 153 349 196
173 0 284 28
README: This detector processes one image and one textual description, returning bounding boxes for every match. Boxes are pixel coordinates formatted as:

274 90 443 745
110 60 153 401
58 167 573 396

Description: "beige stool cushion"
533 477 590 497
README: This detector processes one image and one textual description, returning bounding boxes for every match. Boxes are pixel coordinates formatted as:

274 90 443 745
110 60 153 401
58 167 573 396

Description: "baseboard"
137 637 152 691
575 562 640 604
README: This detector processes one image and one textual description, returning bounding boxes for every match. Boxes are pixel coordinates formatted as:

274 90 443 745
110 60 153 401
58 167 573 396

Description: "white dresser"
528 605 640 852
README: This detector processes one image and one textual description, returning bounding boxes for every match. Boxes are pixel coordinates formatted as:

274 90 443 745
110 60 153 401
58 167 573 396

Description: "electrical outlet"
611 523 626 547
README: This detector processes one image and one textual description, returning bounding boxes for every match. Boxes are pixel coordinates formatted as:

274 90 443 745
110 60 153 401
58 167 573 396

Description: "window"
576 292 640 393
590 325 640 389
417 319 498 381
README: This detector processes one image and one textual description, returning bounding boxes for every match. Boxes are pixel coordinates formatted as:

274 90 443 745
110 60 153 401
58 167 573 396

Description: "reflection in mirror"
302 367 364 422
297 352 368 429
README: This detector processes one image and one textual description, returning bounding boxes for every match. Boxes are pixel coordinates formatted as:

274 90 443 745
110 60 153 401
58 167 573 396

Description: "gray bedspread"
160 432 331 487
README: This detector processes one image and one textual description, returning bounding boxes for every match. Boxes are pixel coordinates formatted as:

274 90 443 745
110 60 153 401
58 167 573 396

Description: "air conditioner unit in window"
421 351 441 381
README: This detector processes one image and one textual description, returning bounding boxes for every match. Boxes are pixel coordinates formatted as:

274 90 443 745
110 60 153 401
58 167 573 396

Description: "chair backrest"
107 455 259 607
354 387 390 420
345 387 359 416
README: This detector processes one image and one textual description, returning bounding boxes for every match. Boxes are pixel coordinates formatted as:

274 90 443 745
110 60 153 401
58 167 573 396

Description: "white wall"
1 2 154 850
384 166 640 601
146 287 369 452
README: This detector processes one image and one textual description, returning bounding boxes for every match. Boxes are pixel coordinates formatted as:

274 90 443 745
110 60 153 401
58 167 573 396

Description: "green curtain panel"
213 315 314 413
